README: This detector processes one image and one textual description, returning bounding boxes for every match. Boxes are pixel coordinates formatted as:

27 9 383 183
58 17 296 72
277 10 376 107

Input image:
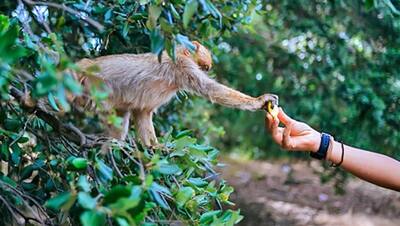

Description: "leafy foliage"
0 0 262 225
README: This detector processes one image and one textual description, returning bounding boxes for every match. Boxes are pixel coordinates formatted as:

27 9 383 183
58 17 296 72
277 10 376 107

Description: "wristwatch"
310 133 331 160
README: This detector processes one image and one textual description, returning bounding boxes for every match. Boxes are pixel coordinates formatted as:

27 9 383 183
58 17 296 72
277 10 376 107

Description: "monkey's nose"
203 65 210 71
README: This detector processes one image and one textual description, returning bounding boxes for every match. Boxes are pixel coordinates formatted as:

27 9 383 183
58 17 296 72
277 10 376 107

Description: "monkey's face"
192 41 212 71
182 41 212 71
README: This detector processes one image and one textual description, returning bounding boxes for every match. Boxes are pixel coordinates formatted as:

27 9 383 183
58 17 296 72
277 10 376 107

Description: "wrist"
310 133 331 159
310 131 322 153
327 140 342 164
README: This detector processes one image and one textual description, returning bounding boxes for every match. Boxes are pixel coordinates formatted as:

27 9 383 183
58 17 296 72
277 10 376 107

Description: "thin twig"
9 114 34 147
119 146 141 166
0 195 23 224
0 180 50 220
10 204 44 225
9 86 91 147
22 0 104 32
64 123 86 146
108 149 123 178
60 136 80 155
172 176 181 188
11 68 35 81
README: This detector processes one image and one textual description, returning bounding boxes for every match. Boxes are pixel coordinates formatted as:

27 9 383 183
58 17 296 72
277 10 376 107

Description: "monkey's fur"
72 41 278 147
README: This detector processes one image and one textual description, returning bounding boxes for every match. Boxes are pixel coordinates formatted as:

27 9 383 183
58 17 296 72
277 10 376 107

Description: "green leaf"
20 165 34 180
96 159 113 183
17 136 29 143
122 175 141 184
103 185 131 205
176 34 195 52
175 186 195 208
116 218 130 226
32 159 45 169
78 192 97 209
200 210 221 224
0 21 18 52
0 175 17 187
11 143 21 165
147 5 162 29
220 210 243 225
183 0 199 29
63 74 82 94
45 192 75 211
199 0 222 19
108 186 142 212
71 158 88 170
77 175 91 192
151 182 172 196
175 130 192 139
140 0 150 5
47 93 60 111
150 28 165 56
157 161 181 175
365 0 374 9
80 210 106 226
104 9 113 22
35 73 58 96
0 15 10 35
0 142 9 161
188 177 208 187
173 136 197 150
188 146 207 159
149 182 171 210
149 189 170 210
56 85 70 111
4 119 21 132
169 4 180 19
169 149 185 157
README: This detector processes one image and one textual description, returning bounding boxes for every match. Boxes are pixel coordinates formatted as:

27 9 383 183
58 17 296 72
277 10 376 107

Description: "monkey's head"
182 41 212 71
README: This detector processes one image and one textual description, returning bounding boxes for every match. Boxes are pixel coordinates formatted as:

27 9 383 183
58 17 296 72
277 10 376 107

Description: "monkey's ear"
183 49 191 57
192 41 201 51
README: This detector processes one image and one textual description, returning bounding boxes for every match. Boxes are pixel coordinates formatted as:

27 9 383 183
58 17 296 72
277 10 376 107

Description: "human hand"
265 108 321 152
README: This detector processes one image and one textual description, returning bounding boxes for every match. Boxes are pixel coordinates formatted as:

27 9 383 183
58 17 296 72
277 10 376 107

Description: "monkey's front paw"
258 93 279 109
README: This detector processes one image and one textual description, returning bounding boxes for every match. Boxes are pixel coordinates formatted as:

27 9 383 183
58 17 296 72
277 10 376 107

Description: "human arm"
266 108 400 191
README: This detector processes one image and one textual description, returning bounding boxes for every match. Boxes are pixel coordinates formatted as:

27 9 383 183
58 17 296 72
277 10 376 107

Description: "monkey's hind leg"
100 110 131 153
132 110 158 147
107 110 132 141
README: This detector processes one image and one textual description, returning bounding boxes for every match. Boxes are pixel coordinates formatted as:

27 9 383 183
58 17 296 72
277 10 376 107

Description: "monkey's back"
76 53 179 111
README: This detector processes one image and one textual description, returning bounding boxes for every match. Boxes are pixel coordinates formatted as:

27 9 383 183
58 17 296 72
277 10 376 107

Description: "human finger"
265 113 279 131
281 122 293 150
265 113 283 144
277 107 295 126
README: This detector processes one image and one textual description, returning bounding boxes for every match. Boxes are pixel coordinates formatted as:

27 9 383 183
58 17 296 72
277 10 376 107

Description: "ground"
219 156 400 226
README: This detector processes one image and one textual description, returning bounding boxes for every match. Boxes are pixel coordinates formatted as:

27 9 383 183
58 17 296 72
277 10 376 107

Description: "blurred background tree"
0 0 399 225
196 0 400 161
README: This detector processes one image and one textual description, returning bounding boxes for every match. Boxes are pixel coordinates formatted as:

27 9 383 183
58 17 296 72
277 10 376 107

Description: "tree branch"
9 86 96 147
22 0 104 32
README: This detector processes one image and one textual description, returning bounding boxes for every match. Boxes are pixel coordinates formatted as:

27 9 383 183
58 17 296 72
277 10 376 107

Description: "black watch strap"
310 133 331 160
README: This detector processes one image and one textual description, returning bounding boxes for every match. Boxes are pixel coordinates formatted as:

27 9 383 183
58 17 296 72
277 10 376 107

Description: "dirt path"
219 156 400 226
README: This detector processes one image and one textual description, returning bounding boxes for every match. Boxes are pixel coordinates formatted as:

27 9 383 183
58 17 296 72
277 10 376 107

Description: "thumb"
278 107 295 126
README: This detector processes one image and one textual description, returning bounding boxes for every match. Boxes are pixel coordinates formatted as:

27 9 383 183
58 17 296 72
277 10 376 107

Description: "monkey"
71 41 278 147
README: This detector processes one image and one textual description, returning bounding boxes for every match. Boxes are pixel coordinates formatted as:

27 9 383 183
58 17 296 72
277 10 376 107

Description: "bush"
0 0 262 225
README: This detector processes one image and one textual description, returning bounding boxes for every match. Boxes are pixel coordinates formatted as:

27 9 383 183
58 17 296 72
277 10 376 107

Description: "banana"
267 101 279 118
